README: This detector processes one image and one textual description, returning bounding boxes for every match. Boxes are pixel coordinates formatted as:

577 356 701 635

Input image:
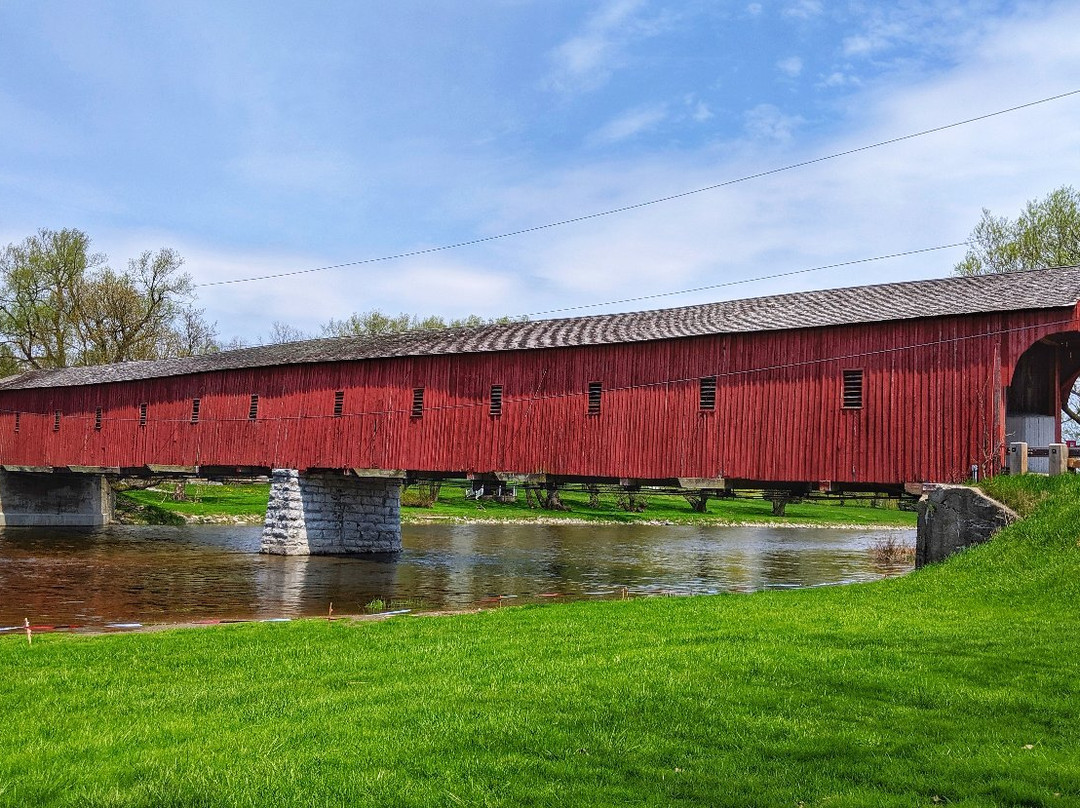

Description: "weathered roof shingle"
4 266 1079 390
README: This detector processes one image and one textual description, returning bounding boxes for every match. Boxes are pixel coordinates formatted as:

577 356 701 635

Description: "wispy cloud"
588 104 668 145
782 1 823 20
543 0 671 93
777 56 804 78
742 104 804 143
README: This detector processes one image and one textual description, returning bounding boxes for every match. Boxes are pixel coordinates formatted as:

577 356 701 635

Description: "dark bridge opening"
1006 331 1080 450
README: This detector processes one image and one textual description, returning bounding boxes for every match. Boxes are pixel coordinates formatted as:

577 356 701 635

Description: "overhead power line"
6 314 1073 423
196 88 1080 289
522 242 968 317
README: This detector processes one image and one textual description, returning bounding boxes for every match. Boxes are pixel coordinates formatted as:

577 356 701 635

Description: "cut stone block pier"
261 469 402 555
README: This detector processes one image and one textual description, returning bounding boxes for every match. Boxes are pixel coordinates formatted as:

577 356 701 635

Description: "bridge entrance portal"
1006 331 1080 470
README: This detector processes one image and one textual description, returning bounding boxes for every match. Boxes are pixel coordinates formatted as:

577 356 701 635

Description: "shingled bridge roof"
4 266 1080 390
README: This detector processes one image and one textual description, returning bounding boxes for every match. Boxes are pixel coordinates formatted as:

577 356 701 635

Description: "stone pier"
0 470 113 527
261 469 402 555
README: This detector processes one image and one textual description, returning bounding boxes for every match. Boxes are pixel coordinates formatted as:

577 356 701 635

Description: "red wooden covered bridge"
0 266 1078 553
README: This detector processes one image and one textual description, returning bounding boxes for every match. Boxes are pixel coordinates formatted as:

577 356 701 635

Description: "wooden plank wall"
0 307 1077 486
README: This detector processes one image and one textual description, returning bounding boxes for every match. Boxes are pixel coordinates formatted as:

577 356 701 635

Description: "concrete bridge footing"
0 470 113 527
261 469 402 555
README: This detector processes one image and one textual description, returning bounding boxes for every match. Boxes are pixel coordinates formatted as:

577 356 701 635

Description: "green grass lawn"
119 483 270 520
2 475 1077 806
118 481 917 527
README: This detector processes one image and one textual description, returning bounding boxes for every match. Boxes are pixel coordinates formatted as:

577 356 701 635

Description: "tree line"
4 186 1078 379
0 228 517 376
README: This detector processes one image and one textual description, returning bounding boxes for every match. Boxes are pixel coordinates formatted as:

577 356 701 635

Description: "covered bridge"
0 266 1078 552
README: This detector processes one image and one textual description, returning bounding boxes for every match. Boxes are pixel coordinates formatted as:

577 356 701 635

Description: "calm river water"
0 522 914 628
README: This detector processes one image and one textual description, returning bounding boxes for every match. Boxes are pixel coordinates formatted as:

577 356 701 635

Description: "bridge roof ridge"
3 265 1080 390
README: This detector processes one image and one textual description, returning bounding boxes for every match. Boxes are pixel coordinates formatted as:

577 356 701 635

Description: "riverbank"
3 474 1077 806
117 481 917 528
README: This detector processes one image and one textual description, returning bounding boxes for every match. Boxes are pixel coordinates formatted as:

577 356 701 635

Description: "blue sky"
1 1 1078 343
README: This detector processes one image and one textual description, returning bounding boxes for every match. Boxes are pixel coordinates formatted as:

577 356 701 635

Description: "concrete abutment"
0 470 113 527
261 469 402 555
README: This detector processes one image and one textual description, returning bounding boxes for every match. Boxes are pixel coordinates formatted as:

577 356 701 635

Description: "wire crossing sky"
2 1 1079 342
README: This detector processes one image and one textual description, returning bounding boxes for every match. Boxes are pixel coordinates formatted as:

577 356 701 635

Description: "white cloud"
588 104 668 145
691 100 714 122
38 1 1080 342
449 2 1080 321
782 1 823 20
819 71 854 88
543 0 671 93
842 35 876 57
742 104 804 143
777 56 804 78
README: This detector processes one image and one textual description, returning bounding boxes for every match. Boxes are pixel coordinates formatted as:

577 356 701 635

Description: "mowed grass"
119 481 916 526
120 483 270 518
3 476 1077 807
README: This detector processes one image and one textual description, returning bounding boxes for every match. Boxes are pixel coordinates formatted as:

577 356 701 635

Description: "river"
0 522 914 629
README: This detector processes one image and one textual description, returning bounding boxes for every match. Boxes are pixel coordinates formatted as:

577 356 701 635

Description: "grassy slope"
119 482 917 526
2 476 1076 807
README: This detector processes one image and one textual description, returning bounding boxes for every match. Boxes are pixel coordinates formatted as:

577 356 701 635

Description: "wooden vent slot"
53 410 61 432
191 398 201 424
249 394 259 421
700 376 717 411
95 407 103 431
333 390 344 417
587 381 602 414
14 412 20 433
490 385 503 417
411 388 425 418
139 403 148 427
842 370 864 409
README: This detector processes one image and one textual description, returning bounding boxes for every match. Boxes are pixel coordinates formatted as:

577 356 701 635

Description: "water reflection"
0 523 914 627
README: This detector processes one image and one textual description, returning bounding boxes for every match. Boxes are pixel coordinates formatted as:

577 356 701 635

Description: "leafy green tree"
0 228 100 368
955 187 1080 438
955 186 1080 276
0 229 218 369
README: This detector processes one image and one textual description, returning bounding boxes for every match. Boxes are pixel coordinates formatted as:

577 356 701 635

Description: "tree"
0 228 102 368
320 309 523 338
0 229 218 370
954 187 1080 439
955 186 1080 276
266 321 309 344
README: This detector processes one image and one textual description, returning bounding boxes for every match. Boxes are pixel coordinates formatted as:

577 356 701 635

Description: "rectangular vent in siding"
411 388 425 418
14 412 20 433
587 381 602 415
249 395 259 421
489 385 503 417
95 407 102 431
191 398 201 424
842 370 864 409
333 390 344 417
53 410 61 432
139 403 148 427
699 376 717 411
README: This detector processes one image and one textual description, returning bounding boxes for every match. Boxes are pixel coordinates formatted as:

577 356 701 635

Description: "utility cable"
7 315 1073 424
195 89 1080 289
522 242 967 317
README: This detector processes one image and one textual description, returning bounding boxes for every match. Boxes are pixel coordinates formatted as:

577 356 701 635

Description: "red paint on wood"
1 307 1078 486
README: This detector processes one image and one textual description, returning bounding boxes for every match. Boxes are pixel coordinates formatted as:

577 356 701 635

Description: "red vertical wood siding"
1 307 1078 486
